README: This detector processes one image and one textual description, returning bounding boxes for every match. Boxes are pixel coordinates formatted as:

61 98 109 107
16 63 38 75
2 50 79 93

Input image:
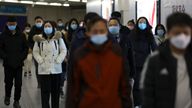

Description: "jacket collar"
85 39 113 52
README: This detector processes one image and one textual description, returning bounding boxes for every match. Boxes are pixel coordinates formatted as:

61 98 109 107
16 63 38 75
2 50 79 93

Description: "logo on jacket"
160 68 169 75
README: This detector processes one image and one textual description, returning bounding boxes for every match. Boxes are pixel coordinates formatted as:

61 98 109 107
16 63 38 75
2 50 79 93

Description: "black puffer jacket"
0 26 28 68
28 25 43 49
129 30 157 67
141 41 192 108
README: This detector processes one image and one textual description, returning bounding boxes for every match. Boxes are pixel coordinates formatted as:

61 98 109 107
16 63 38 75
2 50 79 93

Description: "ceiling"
0 0 87 7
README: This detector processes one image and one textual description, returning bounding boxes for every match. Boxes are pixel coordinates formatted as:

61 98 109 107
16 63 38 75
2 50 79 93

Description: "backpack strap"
54 39 60 54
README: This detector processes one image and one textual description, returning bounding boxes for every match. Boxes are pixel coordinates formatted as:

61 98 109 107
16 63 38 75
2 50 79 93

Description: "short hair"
111 11 121 18
127 19 135 25
57 19 63 22
166 12 192 32
109 17 120 25
87 17 107 32
25 23 31 27
34 16 43 21
84 12 100 25
7 16 17 22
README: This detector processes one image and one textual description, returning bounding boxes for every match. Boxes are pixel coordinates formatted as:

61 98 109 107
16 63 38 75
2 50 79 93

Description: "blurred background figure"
23 23 32 77
108 17 136 87
67 18 79 42
79 20 85 28
154 24 167 45
129 17 157 107
57 19 65 32
127 19 135 31
111 11 130 34
28 16 44 88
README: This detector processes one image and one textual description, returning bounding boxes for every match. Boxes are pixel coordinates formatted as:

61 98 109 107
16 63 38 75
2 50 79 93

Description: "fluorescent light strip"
68 0 80 2
4 0 18 3
49 3 62 6
35 2 48 5
63 3 70 7
82 0 87 3
20 1 34 4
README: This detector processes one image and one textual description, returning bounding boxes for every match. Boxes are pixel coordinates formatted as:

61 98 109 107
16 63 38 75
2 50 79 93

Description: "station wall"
0 3 86 25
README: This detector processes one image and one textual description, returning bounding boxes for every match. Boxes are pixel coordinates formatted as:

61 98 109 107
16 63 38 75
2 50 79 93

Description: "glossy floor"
0 60 66 108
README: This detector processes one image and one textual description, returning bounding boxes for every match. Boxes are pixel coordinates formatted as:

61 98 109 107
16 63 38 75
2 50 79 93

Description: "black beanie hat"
7 16 17 22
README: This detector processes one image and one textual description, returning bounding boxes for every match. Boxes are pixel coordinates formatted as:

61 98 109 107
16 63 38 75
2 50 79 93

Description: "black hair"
166 12 192 32
7 16 17 22
84 12 100 25
67 18 79 41
109 17 120 25
64 21 69 31
111 11 121 18
134 17 154 42
34 16 43 21
155 24 166 35
57 19 63 22
68 18 79 31
127 19 135 25
25 23 31 28
87 17 107 32
42 21 55 39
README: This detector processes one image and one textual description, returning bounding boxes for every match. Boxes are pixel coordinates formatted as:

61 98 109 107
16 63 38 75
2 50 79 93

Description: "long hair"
155 24 166 36
68 18 79 41
133 17 154 42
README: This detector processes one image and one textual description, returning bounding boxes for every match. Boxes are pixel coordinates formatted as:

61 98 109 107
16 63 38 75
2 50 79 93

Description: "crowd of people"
0 11 191 108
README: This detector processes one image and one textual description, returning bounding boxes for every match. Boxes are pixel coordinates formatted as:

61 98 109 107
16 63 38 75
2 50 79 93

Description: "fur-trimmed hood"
33 31 62 42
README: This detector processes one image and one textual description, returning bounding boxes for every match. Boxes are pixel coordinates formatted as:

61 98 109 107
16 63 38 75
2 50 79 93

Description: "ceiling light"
69 0 80 2
4 0 18 3
82 0 87 3
49 3 62 6
63 2 70 7
35 2 48 5
20 1 34 4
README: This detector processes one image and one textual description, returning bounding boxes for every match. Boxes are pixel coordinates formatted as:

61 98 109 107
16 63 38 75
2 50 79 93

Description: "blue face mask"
109 26 120 35
71 24 78 30
90 34 108 45
8 25 16 31
36 23 43 28
138 23 147 30
157 29 165 37
44 27 53 35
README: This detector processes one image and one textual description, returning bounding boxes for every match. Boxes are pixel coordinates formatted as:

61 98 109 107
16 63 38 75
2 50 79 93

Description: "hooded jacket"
0 26 28 68
33 31 67 75
141 41 192 108
66 39 133 108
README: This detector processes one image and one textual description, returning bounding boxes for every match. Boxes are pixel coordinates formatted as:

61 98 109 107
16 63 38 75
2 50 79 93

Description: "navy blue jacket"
119 32 136 78
129 31 157 68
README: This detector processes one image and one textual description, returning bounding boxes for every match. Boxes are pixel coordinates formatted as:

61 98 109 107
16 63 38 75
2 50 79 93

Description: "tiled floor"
0 60 65 108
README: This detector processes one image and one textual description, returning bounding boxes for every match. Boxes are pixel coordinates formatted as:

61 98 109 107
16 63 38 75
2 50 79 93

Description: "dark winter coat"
141 41 192 108
129 30 157 68
28 25 43 49
0 26 28 68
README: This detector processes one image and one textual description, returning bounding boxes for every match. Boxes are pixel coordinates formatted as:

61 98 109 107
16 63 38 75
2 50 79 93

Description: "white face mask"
170 34 191 49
